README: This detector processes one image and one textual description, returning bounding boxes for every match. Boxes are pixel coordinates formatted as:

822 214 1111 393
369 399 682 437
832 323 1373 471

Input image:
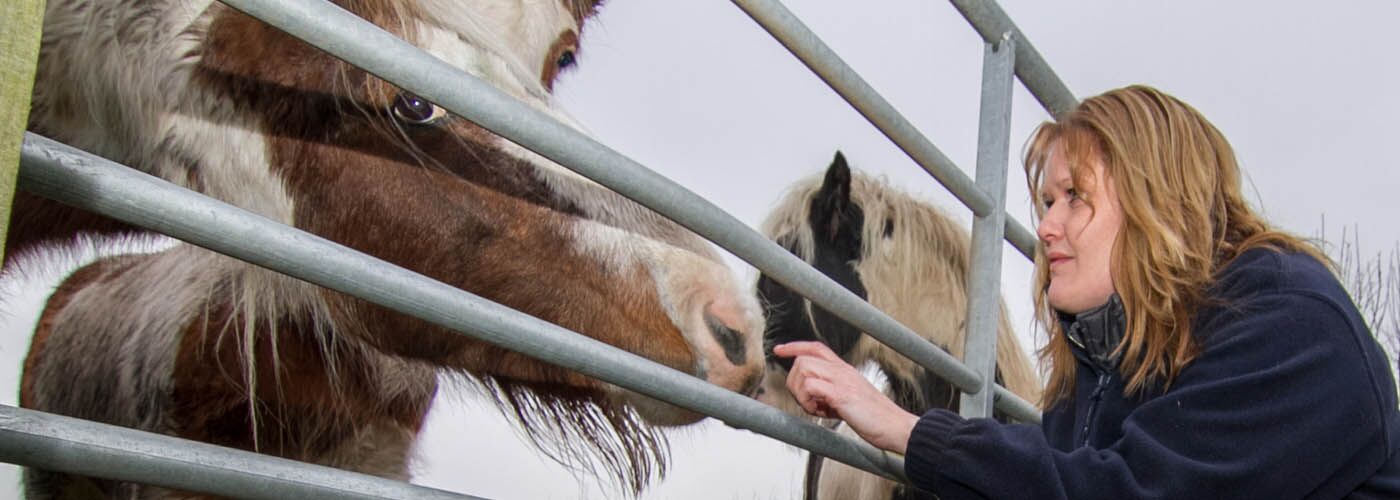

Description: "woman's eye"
390 92 444 125
557 50 577 70
1066 188 1081 203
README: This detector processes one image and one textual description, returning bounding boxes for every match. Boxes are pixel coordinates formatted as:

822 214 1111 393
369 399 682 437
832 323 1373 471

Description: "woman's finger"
784 355 827 398
795 376 839 418
772 341 843 363
788 357 856 416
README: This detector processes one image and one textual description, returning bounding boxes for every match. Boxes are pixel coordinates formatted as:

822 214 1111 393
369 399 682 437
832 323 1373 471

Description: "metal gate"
1 0 1076 497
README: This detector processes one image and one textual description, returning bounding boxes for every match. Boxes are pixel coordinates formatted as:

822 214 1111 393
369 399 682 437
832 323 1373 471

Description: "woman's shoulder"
1210 247 1344 304
1197 248 1391 391
1194 248 1399 458
1197 247 1366 350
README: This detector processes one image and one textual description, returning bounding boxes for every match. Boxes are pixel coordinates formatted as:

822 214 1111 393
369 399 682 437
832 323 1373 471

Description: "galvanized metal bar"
216 0 1040 420
959 36 1015 420
994 384 1039 421
17 132 910 482
949 0 1080 119
1005 217 1035 260
729 0 1037 260
0 405 484 500
732 0 986 215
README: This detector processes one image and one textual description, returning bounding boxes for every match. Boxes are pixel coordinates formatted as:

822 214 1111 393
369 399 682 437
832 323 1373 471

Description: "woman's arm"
773 341 920 453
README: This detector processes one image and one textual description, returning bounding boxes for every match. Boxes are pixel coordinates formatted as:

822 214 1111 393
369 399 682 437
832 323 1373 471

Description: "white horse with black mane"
756 153 1042 500
11 1 767 498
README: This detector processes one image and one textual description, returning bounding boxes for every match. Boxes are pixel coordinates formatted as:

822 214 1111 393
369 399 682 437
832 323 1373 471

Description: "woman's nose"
1038 205 1063 243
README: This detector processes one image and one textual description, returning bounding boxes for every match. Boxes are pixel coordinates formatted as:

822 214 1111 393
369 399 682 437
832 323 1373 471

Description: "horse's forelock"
843 174 975 361
759 178 822 264
847 174 972 293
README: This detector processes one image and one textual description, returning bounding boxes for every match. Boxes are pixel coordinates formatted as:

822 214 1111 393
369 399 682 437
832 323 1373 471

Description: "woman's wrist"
862 404 920 454
889 409 920 454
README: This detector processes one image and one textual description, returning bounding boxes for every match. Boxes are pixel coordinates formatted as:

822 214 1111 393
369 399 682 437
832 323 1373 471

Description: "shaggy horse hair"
756 152 1041 500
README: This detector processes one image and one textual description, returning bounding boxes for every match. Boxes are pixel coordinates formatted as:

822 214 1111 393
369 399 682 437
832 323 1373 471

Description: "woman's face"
1037 147 1123 314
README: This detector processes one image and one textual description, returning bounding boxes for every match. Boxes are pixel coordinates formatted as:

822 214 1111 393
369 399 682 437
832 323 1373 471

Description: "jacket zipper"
1080 370 1112 447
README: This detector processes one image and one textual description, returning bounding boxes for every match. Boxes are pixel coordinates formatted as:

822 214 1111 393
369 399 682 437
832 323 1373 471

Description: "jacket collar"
1057 294 1126 369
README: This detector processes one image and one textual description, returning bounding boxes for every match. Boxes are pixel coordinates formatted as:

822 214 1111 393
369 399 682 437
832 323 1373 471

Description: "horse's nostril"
741 371 764 398
704 313 747 366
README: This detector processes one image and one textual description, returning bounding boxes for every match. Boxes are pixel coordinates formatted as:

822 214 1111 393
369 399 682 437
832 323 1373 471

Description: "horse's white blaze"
569 219 764 404
414 3 721 264
417 0 573 99
415 0 607 186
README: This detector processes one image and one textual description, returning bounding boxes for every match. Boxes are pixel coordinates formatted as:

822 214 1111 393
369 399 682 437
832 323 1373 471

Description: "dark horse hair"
756 152 1041 500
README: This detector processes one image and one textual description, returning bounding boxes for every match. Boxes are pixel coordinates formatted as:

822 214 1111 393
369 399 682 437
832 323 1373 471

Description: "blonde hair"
1024 85 1327 406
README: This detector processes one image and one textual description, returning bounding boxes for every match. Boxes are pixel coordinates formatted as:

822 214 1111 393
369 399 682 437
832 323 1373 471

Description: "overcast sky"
2 1 1397 499
410 1 1400 498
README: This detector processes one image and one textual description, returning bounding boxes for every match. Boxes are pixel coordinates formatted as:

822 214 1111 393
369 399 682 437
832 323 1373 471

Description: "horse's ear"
812 151 858 242
816 151 853 211
820 151 852 201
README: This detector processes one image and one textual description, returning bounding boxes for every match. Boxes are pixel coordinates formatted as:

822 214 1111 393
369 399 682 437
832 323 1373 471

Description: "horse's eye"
390 92 444 125
556 50 577 70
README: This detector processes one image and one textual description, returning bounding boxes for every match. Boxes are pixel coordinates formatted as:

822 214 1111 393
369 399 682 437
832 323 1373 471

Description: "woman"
775 85 1400 499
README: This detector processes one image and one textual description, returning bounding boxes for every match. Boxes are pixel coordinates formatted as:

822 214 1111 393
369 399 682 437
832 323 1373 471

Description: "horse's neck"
169 294 438 468
27 243 439 462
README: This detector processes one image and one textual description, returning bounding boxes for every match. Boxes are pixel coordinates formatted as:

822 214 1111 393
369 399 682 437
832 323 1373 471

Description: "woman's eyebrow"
1045 175 1073 192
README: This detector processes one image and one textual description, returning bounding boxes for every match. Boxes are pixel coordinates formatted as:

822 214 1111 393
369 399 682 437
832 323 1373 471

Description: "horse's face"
196 1 762 423
752 154 1043 425
754 153 877 411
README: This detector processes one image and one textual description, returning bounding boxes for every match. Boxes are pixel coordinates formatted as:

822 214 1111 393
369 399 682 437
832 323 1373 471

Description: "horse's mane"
761 169 1041 402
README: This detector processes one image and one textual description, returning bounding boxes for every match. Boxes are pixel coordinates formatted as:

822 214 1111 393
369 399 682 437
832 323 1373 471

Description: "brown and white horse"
11 1 765 498
756 153 1042 500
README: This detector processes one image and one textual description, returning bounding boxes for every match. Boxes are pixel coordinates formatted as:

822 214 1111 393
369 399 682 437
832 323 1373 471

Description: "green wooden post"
1 0 46 263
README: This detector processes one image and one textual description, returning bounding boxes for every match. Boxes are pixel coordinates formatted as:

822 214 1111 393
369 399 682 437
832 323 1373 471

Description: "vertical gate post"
1 0 46 262
959 34 1017 419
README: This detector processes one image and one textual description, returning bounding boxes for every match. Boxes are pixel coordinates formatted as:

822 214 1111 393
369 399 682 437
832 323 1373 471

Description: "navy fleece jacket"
904 249 1400 499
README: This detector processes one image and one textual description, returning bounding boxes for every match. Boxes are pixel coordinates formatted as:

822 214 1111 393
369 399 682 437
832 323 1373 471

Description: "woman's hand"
772 341 921 454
